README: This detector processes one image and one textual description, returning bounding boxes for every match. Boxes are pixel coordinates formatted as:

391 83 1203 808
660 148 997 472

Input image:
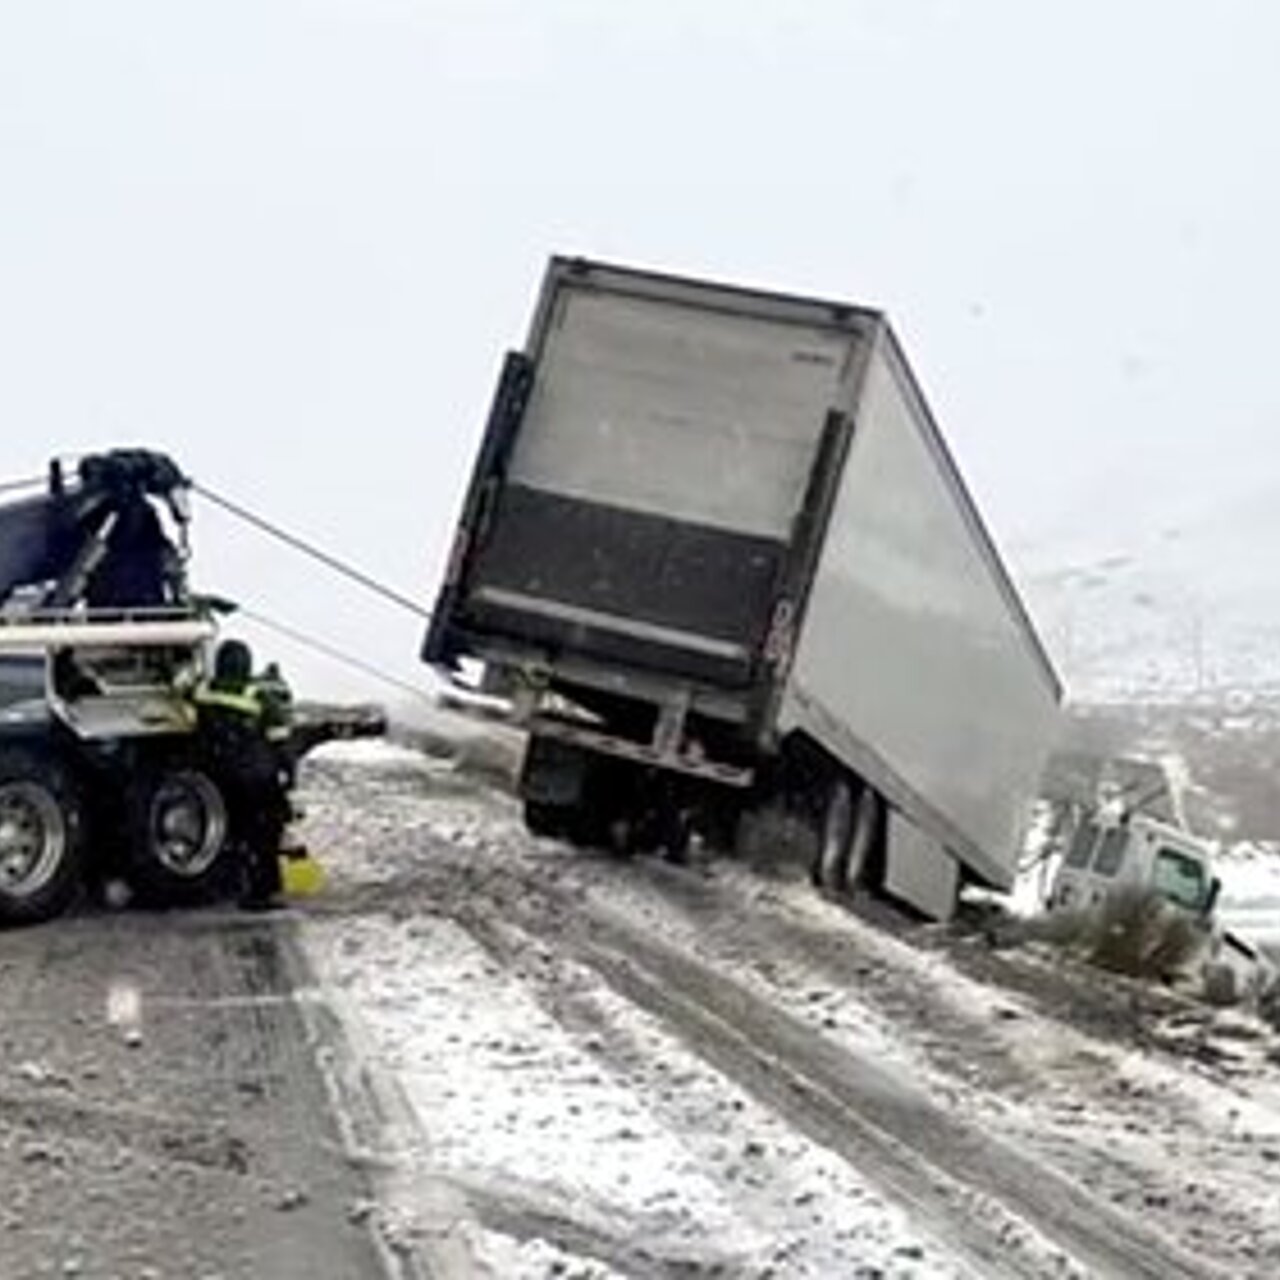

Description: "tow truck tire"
0 746 87 927
127 758 236 906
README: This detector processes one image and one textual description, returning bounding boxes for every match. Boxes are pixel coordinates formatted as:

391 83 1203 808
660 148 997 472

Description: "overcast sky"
3 1 1277 699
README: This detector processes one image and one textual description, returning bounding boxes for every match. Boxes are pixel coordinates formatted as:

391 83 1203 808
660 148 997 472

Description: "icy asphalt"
4 735 1280 1278
0 911 385 1279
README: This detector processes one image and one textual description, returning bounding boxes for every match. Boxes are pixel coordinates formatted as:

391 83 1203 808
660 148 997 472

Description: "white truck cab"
1048 811 1220 921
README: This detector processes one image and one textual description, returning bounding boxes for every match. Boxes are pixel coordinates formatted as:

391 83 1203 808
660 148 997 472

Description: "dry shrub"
1202 962 1242 1008
1044 887 1208 981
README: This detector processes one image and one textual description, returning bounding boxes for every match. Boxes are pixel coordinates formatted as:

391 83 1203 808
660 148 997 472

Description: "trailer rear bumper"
527 714 754 788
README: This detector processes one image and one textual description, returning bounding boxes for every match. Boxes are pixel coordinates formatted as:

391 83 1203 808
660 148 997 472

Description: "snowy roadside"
297 744 971 1278
310 910 973 1279
530 855 1280 1274
291 740 1280 1277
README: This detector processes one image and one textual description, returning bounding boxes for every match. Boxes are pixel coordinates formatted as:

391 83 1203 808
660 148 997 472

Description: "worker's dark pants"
228 745 287 902
237 796 285 901
200 716 287 903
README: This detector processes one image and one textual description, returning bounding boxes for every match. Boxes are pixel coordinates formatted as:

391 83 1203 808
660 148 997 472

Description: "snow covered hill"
1018 489 1280 702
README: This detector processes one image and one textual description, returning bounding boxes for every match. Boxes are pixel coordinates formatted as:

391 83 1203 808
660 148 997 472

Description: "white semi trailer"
425 258 1062 920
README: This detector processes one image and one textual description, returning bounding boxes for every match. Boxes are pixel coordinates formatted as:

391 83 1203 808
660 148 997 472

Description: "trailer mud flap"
520 734 588 806
883 812 960 922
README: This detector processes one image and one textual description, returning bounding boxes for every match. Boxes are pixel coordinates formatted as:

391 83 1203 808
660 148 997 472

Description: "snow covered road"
297 741 1280 1278
0 911 386 1279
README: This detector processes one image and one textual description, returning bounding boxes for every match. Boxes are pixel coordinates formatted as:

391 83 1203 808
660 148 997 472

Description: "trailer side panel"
780 332 1060 888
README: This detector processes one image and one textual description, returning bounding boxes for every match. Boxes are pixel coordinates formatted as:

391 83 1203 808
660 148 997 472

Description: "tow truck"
0 450 382 926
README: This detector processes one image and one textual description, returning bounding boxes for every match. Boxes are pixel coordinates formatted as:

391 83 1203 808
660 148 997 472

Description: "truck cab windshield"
1153 848 1209 912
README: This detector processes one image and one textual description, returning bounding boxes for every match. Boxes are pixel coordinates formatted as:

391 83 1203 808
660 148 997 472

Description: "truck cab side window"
1153 849 1208 911
1092 827 1128 876
1064 819 1098 868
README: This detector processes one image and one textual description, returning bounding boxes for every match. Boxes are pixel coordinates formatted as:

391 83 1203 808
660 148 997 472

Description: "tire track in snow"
586 857 1280 1277
455 907 952 1279
557 901 1213 1280
325 854 1223 1280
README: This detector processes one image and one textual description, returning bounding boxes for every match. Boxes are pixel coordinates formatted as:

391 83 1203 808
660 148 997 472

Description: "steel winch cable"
190 481 439 701
234 603 436 705
192 483 433 622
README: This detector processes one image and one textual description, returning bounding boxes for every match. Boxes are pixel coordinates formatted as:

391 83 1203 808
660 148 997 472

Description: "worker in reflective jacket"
194 640 293 908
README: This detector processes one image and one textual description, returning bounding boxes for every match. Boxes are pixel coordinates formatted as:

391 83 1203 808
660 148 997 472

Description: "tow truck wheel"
128 761 234 905
0 747 86 926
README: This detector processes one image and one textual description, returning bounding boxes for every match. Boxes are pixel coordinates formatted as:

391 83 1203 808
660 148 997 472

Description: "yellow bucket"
281 853 327 898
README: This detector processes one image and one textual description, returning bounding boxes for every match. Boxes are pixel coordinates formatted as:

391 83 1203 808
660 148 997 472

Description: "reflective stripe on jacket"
194 686 264 720
194 682 292 742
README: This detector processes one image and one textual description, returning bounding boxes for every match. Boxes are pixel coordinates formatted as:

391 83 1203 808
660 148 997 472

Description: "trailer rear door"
459 266 869 686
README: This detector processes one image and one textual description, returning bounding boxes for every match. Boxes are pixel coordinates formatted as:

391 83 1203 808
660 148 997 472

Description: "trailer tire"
524 800 572 841
843 786 884 893
0 746 87 927
524 799 613 852
659 804 695 865
127 758 236 906
812 776 854 890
